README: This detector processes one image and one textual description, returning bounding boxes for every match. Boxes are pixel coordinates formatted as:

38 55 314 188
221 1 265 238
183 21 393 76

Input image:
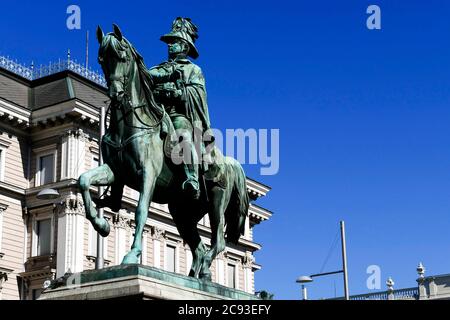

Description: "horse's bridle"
105 50 165 132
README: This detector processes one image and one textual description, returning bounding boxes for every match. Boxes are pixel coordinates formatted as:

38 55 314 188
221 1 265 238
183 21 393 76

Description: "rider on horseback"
81 23 249 272
149 17 211 200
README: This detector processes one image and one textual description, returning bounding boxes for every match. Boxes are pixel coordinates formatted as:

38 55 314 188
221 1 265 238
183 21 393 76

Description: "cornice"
0 181 26 196
246 177 271 200
248 203 272 223
0 98 31 131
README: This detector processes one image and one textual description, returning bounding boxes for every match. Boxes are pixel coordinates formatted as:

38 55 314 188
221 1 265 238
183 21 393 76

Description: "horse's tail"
225 158 250 244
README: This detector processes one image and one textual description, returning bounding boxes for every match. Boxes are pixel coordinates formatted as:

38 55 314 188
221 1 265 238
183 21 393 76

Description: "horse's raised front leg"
200 186 228 281
122 169 156 264
79 164 115 237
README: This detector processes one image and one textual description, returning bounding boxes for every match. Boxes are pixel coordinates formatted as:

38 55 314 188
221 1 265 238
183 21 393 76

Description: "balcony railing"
391 287 419 300
350 291 388 300
330 287 419 300
24 254 56 272
0 55 106 88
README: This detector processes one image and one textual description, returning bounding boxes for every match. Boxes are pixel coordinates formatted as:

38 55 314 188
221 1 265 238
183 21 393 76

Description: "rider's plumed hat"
160 17 199 59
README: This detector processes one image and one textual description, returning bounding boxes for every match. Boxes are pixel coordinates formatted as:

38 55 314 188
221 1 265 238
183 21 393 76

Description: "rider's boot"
181 145 200 200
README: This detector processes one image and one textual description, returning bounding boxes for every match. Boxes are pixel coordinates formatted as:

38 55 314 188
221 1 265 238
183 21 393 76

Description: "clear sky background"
2 0 450 299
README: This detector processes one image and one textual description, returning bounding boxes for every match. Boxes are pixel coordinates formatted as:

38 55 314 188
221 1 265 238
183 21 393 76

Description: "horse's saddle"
162 116 227 189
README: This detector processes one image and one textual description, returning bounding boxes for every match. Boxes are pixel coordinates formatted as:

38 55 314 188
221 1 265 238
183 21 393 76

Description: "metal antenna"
85 30 89 70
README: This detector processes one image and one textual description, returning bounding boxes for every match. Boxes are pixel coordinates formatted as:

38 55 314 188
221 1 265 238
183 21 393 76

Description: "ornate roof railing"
330 287 419 300
0 54 106 87
391 287 419 300
349 291 389 301
0 56 33 80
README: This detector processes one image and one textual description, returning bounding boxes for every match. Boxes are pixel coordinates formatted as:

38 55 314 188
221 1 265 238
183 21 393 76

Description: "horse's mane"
99 33 164 125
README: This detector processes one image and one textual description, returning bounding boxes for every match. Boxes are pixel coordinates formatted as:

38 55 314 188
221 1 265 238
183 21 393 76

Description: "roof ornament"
417 262 425 279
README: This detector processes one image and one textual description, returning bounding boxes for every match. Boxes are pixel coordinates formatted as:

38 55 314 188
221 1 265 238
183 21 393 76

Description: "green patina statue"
149 18 210 200
78 18 249 280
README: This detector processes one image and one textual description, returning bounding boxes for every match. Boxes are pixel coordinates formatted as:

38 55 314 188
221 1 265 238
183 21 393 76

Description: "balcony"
24 254 56 273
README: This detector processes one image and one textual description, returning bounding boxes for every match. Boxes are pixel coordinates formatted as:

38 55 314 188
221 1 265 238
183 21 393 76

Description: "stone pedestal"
39 264 258 300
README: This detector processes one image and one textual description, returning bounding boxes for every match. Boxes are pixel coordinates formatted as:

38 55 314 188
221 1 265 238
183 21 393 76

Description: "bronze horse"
78 25 249 280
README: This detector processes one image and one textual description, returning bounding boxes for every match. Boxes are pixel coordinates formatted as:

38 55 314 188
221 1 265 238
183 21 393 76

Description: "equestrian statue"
78 18 249 280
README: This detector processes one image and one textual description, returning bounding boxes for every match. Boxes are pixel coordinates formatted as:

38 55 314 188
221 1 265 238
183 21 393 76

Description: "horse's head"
97 24 164 126
97 24 135 102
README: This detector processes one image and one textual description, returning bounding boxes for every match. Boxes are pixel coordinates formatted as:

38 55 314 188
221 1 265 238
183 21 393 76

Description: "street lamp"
296 276 313 300
36 188 60 200
298 220 350 300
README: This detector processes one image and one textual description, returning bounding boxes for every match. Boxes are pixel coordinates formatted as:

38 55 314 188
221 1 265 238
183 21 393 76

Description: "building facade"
0 55 272 300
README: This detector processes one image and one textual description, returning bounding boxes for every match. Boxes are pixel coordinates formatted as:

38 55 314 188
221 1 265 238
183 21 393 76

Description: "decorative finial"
67 49 71 62
386 277 394 291
417 262 425 279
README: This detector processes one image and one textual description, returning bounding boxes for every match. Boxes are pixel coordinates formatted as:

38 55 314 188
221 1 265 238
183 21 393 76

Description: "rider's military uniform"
149 18 211 200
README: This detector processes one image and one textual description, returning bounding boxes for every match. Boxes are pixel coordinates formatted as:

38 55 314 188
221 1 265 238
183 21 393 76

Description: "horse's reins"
103 47 167 150
97 38 167 201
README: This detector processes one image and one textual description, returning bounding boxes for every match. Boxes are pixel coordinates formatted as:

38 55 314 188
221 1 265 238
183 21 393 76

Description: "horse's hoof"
94 218 110 237
122 251 140 264
199 272 212 282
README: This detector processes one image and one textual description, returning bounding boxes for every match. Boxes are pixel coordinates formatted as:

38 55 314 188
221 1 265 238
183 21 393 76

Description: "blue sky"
2 0 450 299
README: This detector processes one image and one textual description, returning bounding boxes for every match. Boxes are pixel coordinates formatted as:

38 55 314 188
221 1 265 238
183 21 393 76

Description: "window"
37 219 51 256
165 244 176 273
31 212 54 258
38 153 55 185
228 264 236 288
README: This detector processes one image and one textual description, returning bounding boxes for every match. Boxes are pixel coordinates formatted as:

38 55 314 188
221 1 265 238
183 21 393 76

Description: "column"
0 269 12 300
243 252 254 293
0 204 7 256
185 243 192 276
60 129 86 180
151 226 165 268
141 229 149 265
56 196 85 278
113 211 128 265
244 217 250 240
216 251 226 285
176 240 182 274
